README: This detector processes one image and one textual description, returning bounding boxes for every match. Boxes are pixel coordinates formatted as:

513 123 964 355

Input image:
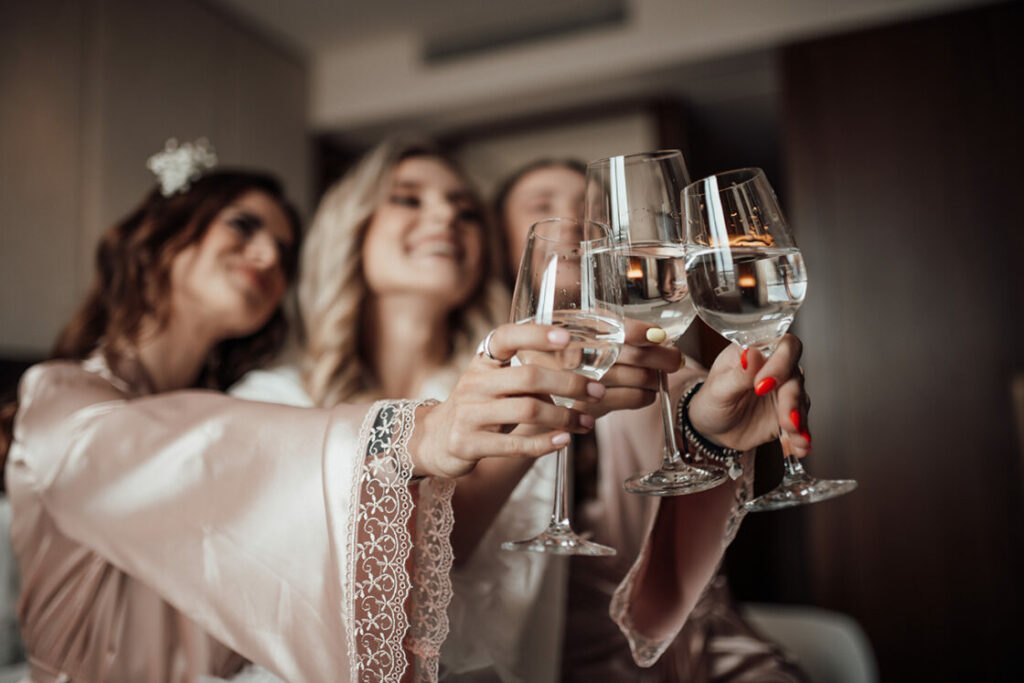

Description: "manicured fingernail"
679 355 687 370
552 432 571 446
646 327 667 343
800 430 811 448
547 329 570 345
579 414 595 428
755 377 777 396
790 410 801 431
740 348 749 370
586 382 606 398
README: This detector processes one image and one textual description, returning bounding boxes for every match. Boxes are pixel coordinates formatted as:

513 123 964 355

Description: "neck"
363 294 452 399
133 314 219 392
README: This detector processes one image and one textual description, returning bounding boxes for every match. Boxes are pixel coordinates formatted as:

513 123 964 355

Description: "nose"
424 194 458 230
246 231 281 270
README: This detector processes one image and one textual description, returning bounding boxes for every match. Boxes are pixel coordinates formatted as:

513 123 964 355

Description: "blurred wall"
782 3 1023 679
0 0 309 357
454 111 656 197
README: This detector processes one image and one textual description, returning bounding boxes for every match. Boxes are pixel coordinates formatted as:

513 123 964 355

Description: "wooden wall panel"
781 3 1023 680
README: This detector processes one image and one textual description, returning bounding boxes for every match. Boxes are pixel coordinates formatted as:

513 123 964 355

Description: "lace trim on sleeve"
345 399 452 683
610 453 755 668
609 527 672 667
406 474 456 682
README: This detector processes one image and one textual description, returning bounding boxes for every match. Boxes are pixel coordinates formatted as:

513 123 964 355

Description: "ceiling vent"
424 0 628 64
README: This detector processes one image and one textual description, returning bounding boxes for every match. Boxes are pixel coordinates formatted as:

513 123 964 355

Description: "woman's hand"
409 323 605 479
580 319 682 419
687 335 811 456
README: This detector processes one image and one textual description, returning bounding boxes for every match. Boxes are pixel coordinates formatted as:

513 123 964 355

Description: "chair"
743 603 879 683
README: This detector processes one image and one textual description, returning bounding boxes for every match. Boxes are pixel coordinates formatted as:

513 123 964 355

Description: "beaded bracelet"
677 381 743 480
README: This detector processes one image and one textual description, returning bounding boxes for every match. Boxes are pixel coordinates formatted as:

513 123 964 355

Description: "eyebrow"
232 209 265 227
521 189 557 199
392 180 475 202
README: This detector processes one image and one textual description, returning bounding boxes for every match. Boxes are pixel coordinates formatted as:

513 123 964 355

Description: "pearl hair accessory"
146 138 217 197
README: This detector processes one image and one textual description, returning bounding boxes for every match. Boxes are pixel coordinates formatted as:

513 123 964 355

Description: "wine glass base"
623 463 728 497
745 476 858 512
501 527 616 556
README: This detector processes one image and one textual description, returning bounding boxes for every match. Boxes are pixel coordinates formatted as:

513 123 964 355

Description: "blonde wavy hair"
298 136 510 407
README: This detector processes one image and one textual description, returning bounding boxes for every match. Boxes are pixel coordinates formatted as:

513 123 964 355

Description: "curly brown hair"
0 170 302 479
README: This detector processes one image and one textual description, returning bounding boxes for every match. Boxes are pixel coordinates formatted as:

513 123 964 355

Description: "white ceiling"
210 0 986 60
207 0 991 135
209 0 628 56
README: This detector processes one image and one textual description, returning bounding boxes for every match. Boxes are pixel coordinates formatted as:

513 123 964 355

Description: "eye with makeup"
388 193 420 208
228 210 295 277
229 213 261 236
456 204 483 224
526 200 555 217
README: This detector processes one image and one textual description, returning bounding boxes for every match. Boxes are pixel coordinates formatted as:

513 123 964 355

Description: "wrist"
408 402 438 479
677 382 742 478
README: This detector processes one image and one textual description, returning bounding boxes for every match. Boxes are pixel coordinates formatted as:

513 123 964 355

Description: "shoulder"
229 364 314 407
19 360 122 403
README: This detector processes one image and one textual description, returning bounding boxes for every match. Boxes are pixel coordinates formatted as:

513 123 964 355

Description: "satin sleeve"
9 361 455 682
601 364 753 667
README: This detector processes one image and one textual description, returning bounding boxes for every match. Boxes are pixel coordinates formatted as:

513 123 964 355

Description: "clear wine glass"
585 150 729 496
683 167 857 511
501 217 626 555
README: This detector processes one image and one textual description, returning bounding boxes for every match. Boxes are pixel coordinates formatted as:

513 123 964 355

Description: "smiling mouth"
235 266 272 295
414 242 461 259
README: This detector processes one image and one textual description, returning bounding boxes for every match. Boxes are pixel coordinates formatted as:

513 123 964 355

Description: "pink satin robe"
6 357 455 682
233 362 753 682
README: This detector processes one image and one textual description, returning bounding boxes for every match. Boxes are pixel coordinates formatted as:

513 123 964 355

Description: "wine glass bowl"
683 168 857 511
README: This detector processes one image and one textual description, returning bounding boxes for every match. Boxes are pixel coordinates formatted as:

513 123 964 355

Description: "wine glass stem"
767 389 808 480
657 369 684 466
549 445 572 530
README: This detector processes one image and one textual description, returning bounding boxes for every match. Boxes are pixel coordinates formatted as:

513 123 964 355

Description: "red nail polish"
790 410 801 431
755 377 777 396
800 430 812 448
740 348 749 370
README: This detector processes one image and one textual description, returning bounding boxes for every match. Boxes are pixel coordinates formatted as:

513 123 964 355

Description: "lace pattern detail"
406 474 455 681
346 399 451 682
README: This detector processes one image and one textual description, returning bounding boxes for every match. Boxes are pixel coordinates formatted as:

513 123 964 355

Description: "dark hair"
0 170 302 474
491 158 587 284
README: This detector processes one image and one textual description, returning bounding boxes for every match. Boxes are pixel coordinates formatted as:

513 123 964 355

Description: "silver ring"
477 329 502 363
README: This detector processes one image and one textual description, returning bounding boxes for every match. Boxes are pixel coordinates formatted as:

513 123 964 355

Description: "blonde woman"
235 138 812 682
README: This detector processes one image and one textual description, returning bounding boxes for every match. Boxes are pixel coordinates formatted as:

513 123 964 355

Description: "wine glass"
501 217 625 555
683 167 857 511
585 150 729 496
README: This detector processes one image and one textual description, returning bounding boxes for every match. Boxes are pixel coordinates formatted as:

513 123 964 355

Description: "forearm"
449 454 536 564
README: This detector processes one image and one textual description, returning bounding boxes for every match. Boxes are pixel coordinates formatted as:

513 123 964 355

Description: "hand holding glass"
683 168 857 511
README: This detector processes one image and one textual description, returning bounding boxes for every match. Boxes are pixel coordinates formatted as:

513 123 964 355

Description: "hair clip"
146 138 217 197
